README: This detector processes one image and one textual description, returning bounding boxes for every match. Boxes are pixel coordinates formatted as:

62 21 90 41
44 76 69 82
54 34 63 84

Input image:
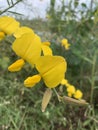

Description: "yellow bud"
61 79 68 85
65 83 71 87
8 59 25 72
67 85 76 94
74 90 83 99
24 74 41 87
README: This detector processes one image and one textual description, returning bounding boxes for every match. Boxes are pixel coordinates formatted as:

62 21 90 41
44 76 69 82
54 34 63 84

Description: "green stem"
53 88 61 102
90 52 97 104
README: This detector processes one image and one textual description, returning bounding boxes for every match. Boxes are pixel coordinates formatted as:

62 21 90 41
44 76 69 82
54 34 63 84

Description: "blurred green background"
0 0 98 129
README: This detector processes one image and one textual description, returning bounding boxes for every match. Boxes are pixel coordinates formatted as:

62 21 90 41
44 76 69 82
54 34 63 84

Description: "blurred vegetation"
0 0 98 129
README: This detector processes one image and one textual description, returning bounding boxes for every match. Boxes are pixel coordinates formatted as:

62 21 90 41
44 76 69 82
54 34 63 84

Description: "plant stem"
53 88 61 102
90 52 97 104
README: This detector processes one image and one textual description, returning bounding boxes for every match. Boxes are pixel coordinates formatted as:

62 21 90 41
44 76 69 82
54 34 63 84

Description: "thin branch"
0 0 23 15
90 0 93 11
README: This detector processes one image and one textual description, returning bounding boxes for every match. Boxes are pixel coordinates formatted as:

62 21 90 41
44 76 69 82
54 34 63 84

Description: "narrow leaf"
7 11 23 16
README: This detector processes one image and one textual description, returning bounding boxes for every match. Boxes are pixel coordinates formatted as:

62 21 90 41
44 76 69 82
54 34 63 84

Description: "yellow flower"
74 90 83 99
61 38 70 50
35 56 67 88
12 33 42 65
13 26 34 38
24 56 67 88
67 85 76 95
0 16 20 35
8 59 25 72
24 74 41 87
0 31 5 40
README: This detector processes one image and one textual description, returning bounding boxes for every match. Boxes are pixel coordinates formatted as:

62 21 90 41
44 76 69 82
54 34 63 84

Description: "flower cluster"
61 79 83 99
0 16 83 101
61 38 70 50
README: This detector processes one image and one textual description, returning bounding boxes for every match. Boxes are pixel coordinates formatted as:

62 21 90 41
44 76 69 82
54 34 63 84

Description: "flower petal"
13 26 34 38
12 33 42 65
41 44 53 56
24 74 41 87
8 59 25 72
0 16 20 35
36 56 67 88
0 31 5 40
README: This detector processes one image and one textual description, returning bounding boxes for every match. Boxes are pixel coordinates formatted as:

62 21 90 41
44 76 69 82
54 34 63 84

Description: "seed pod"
41 88 52 112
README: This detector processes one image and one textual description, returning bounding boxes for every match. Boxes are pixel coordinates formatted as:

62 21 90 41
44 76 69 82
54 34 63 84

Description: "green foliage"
0 56 10 69
47 0 98 104
0 77 98 130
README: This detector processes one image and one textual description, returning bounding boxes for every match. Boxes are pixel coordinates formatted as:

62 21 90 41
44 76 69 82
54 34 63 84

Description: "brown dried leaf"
62 96 89 106
41 88 52 112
